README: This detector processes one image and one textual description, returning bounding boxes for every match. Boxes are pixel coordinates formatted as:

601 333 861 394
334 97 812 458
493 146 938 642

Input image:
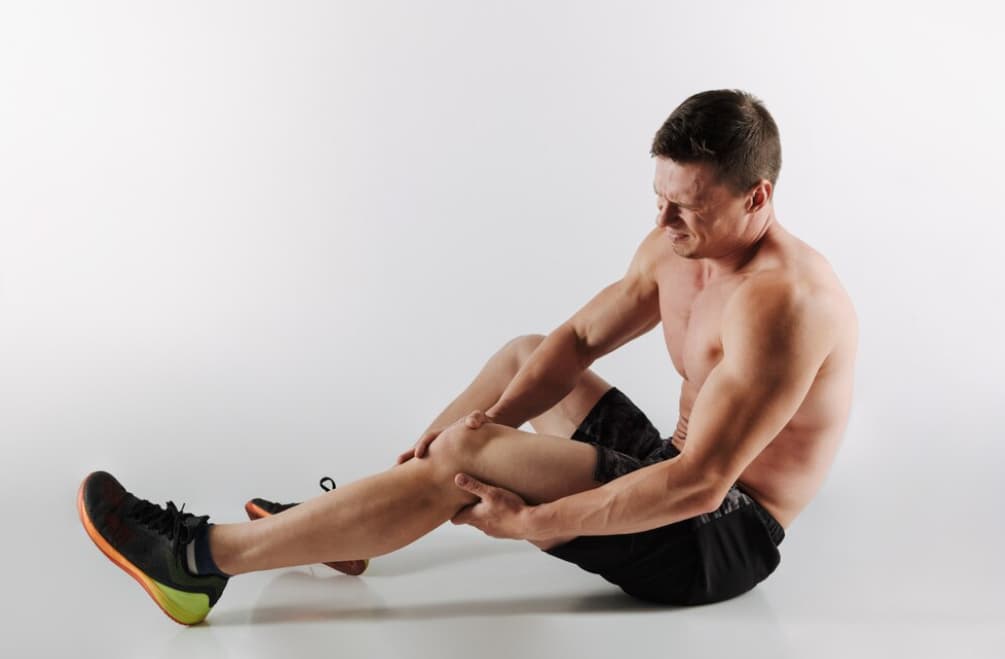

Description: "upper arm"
676 277 838 503
567 228 663 365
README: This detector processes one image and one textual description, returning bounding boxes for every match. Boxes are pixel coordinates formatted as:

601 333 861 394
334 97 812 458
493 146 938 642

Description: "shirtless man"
78 89 858 624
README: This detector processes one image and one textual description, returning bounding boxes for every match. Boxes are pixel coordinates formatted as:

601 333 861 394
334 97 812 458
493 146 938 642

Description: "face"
652 157 762 260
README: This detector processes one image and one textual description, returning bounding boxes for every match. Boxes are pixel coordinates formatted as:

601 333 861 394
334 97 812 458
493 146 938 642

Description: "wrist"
485 407 516 428
523 503 555 541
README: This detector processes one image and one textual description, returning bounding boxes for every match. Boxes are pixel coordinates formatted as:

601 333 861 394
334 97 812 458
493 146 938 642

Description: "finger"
416 432 437 458
455 473 488 495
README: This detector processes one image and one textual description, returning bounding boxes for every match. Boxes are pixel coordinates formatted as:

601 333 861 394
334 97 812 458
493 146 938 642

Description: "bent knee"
425 423 495 471
507 333 546 363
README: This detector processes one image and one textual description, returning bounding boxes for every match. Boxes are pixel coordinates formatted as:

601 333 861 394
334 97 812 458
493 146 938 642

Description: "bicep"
678 282 836 492
568 229 662 363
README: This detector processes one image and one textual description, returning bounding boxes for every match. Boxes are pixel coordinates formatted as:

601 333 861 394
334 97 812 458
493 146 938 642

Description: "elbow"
696 490 725 516
695 479 734 516
563 323 597 369
670 456 732 517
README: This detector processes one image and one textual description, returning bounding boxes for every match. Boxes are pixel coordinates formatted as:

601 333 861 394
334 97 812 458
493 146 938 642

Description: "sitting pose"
78 89 858 625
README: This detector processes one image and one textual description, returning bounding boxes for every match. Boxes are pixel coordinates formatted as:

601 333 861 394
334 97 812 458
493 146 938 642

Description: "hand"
450 473 534 540
396 410 497 466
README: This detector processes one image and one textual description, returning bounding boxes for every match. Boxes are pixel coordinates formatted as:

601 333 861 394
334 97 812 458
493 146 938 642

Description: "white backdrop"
1 1 1003 654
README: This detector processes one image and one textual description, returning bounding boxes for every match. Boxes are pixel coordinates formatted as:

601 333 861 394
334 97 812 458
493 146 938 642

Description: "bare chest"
657 268 744 385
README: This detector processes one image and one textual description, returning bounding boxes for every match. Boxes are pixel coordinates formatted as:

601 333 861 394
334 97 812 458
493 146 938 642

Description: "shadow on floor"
209 570 669 627
356 536 533 577
205 538 785 631
173 572 793 659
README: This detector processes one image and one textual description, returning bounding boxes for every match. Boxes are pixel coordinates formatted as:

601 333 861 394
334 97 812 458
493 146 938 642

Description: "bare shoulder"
635 226 675 274
637 226 695 284
733 236 858 364
786 237 858 337
751 234 853 309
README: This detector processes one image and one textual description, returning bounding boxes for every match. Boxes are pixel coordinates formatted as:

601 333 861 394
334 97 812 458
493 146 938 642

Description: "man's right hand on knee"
395 411 496 465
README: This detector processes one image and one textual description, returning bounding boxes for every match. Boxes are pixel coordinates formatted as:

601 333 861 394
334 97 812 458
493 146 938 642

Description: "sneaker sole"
77 477 211 626
243 501 369 576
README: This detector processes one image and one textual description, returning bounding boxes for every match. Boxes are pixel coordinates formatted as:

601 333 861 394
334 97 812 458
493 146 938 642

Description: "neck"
703 208 779 280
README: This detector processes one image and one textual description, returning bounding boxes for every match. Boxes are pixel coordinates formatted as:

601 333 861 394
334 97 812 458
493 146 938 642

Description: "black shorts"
543 386 786 606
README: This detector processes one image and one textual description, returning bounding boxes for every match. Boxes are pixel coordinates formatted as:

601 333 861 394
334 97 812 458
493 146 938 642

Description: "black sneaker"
77 471 228 625
244 476 369 576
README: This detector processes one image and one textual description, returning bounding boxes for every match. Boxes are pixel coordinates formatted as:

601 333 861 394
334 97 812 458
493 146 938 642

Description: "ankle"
186 523 233 578
208 523 255 576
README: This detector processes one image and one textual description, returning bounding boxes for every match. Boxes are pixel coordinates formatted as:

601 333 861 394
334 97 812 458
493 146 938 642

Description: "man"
78 89 858 625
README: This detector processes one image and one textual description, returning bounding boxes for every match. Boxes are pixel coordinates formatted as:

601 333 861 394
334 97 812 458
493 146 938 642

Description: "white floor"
6 441 1003 659
3 1 1004 656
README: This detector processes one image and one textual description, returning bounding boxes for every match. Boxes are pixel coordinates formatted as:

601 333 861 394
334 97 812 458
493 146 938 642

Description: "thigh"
571 386 669 462
527 368 614 438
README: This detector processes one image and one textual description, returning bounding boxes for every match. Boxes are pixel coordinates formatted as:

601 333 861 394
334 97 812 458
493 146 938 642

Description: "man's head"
650 89 781 261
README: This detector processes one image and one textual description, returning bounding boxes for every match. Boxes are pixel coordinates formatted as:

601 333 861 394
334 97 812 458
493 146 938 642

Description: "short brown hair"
650 89 781 194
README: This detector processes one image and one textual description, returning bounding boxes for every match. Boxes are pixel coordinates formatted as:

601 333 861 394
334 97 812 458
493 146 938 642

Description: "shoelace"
125 480 334 554
130 498 210 558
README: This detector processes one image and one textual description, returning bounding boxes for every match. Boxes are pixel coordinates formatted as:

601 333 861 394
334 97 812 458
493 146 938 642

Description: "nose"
655 206 669 228
655 205 679 230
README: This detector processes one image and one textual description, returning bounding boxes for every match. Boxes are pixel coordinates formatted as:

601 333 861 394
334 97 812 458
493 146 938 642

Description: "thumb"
450 506 473 525
454 473 486 494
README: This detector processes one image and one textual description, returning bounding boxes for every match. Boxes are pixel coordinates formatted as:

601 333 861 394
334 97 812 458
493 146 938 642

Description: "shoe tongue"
125 496 208 537
166 509 208 548
180 511 210 531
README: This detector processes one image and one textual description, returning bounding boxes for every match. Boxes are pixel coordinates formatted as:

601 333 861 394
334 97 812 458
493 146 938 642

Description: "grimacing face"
652 157 762 260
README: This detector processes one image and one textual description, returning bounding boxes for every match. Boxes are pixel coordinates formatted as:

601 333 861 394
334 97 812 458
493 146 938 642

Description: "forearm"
526 456 717 539
486 324 590 428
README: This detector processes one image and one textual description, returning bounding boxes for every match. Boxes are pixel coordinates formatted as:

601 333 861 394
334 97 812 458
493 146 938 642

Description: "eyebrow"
653 183 700 210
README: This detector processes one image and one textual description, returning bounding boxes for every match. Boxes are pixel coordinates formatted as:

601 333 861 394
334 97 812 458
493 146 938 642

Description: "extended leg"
77 335 615 625
211 422 602 575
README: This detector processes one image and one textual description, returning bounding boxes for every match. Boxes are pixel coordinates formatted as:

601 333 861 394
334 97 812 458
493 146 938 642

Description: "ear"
746 180 772 213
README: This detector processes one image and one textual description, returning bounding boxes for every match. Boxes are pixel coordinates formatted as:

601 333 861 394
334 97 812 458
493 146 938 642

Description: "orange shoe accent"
76 479 205 626
243 501 369 576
